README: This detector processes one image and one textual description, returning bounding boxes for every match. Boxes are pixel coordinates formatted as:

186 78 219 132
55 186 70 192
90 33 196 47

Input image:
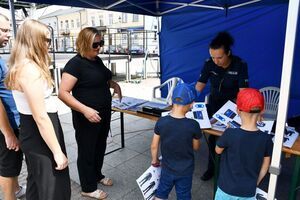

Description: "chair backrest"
152 77 184 105
259 86 280 120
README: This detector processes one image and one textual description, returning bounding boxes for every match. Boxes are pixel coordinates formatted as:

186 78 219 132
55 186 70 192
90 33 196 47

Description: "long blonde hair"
5 19 52 89
76 27 100 58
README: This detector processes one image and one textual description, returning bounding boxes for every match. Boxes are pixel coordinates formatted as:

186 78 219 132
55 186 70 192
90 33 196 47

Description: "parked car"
116 45 126 54
129 45 144 54
65 47 75 52
104 45 117 54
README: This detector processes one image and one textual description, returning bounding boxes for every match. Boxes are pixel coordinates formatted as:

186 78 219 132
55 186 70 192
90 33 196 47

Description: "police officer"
196 31 249 181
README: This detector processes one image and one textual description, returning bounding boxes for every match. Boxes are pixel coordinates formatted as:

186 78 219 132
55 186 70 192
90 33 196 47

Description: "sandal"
99 177 113 186
81 189 108 199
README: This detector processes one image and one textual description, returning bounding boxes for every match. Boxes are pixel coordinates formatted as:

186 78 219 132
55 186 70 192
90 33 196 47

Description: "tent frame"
268 1 300 199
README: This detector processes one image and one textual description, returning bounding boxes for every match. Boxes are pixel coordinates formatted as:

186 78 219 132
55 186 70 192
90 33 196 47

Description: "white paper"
213 100 241 127
256 121 274 134
161 111 170 117
213 100 274 133
255 188 277 200
271 126 299 148
211 121 227 132
137 101 169 110
112 96 148 110
136 165 161 200
186 102 211 129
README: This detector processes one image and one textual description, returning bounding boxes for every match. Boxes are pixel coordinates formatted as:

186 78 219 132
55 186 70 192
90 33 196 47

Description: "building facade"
38 7 159 53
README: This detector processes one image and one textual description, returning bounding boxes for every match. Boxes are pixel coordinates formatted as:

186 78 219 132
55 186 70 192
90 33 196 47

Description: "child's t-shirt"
154 115 202 176
216 128 273 197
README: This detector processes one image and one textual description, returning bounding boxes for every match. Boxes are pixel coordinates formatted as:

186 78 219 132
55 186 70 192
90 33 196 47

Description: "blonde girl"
5 19 71 200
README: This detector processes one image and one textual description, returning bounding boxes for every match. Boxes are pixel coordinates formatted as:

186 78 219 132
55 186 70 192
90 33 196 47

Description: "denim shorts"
156 168 193 200
215 187 255 200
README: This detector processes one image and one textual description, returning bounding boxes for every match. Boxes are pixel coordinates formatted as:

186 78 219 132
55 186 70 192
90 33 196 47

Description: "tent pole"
8 0 17 38
267 1 300 200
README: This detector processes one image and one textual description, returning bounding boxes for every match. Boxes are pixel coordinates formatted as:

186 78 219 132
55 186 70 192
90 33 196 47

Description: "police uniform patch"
227 71 238 75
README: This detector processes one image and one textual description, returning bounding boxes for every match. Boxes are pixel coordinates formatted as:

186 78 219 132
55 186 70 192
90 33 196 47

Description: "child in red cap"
215 88 273 200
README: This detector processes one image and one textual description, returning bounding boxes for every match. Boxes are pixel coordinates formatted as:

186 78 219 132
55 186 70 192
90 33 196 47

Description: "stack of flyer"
186 102 211 129
112 96 148 110
212 100 274 134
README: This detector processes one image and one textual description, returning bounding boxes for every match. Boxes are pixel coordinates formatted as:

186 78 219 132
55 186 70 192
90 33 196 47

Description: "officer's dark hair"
209 31 234 54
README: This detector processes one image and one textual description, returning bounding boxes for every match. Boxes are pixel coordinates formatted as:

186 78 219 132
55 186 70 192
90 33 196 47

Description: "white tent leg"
267 1 300 200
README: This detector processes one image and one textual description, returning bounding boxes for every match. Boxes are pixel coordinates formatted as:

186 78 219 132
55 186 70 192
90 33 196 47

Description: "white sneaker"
15 185 26 199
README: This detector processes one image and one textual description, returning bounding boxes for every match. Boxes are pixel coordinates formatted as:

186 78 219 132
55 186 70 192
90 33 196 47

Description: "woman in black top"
195 31 249 181
59 27 122 199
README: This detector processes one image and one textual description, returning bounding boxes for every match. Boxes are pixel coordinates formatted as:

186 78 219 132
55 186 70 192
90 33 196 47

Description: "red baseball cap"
236 88 264 113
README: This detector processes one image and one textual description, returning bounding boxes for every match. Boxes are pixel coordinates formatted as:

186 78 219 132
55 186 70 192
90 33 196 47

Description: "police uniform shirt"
198 55 249 102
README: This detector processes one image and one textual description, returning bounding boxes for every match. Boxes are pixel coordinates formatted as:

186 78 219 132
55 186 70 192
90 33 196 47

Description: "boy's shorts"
156 169 192 200
215 187 255 200
0 129 23 177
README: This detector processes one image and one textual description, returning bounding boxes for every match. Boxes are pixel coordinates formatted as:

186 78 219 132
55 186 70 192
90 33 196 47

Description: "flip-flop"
81 189 108 199
99 177 113 186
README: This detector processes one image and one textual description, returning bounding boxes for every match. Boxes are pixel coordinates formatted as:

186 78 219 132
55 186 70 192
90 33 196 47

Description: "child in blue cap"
151 83 202 200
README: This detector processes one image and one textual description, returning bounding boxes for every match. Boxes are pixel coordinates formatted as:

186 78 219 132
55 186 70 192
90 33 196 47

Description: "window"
122 13 127 23
71 20 74 28
65 20 69 29
132 14 139 22
98 15 103 26
76 19 80 28
60 21 63 29
91 16 95 26
109 14 113 25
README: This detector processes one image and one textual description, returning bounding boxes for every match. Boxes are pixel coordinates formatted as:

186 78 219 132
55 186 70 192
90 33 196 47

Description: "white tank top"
12 85 57 114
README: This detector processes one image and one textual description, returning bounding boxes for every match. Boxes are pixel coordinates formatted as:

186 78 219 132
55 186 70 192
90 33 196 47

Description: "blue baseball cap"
172 83 197 105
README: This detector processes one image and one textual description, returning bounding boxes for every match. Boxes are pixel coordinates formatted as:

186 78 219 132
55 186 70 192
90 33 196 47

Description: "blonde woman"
59 27 122 199
5 19 71 200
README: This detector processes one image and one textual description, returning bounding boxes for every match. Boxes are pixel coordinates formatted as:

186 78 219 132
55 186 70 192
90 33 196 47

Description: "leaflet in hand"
186 102 211 129
136 165 161 200
256 188 277 200
213 100 274 133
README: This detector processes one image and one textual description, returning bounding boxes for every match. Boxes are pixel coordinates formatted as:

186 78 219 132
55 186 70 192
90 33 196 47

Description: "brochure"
213 100 274 133
160 103 211 128
211 121 227 132
136 165 161 200
256 188 277 200
213 100 241 127
112 96 148 110
186 102 211 129
270 126 299 148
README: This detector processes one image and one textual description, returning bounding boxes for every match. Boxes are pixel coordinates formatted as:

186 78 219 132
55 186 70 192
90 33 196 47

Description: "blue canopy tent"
9 0 300 199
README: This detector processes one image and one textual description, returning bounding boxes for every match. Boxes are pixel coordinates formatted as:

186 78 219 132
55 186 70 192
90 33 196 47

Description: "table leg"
213 154 220 198
120 112 125 148
202 132 218 197
288 156 300 200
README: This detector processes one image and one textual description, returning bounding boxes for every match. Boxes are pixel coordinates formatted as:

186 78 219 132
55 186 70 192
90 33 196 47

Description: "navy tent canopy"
20 0 299 116
160 1 300 117
20 0 287 16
